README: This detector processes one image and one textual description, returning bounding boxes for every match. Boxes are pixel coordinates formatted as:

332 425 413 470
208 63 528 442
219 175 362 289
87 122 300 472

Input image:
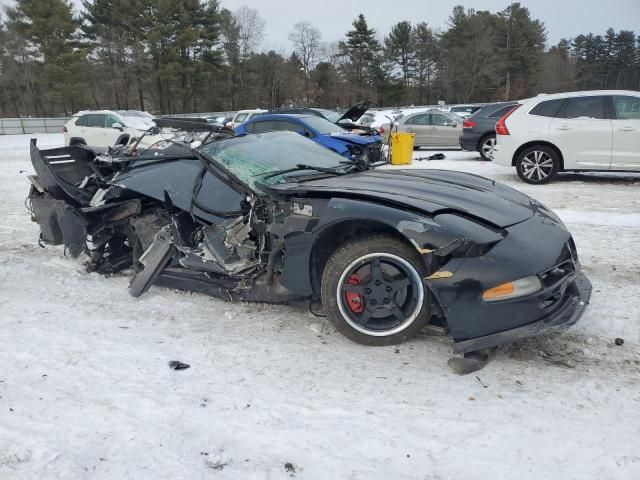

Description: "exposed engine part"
175 216 260 276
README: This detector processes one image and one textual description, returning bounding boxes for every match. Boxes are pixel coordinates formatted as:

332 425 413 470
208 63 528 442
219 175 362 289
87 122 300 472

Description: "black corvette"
26 128 591 353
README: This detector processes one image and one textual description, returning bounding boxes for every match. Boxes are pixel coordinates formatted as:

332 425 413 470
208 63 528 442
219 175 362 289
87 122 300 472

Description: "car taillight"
62 126 68 133
462 119 476 129
495 104 521 136
377 126 385 134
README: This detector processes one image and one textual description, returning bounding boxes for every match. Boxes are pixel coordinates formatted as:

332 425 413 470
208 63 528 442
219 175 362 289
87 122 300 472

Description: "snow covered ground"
0 134 639 480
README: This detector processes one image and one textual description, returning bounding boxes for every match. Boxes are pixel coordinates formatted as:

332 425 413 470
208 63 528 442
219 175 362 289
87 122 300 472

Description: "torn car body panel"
27 130 591 353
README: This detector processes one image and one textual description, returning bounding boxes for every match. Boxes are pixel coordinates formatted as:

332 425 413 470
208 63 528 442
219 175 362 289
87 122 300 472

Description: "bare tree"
234 6 265 61
288 21 322 100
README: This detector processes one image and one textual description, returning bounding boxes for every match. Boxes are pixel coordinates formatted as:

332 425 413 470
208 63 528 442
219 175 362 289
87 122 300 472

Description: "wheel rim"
336 253 424 336
521 151 554 181
482 137 496 158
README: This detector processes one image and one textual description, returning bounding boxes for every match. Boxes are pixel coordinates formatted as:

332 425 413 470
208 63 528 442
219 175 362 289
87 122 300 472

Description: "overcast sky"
1 0 638 49
221 0 640 49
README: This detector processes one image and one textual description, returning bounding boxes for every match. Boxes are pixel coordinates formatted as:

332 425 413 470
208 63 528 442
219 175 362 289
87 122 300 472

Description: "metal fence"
160 111 235 120
0 111 237 135
0 117 70 135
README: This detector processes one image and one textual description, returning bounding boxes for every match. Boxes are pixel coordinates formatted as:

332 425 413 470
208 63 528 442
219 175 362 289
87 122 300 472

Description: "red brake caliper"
345 273 364 313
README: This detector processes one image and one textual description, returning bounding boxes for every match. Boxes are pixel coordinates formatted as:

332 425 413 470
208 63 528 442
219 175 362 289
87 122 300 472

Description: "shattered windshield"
197 131 347 190
313 109 341 123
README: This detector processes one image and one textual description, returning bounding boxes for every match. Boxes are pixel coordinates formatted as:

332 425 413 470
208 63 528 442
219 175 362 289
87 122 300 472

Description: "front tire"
515 145 560 184
320 235 431 346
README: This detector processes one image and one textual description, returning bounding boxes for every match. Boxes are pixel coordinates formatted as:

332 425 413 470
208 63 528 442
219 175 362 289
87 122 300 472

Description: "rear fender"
29 190 88 257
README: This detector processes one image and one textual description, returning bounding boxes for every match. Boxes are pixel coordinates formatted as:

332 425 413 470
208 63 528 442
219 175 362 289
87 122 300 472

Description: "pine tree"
338 14 381 100
412 22 439 104
385 21 413 88
495 2 546 99
6 0 87 115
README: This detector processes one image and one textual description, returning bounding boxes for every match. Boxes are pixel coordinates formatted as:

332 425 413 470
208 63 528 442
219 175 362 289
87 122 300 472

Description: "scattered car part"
168 361 191 370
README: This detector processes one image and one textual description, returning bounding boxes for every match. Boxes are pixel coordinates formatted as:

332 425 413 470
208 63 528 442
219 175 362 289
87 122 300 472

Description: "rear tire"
515 145 560 184
320 235 431 346
478 134 496 161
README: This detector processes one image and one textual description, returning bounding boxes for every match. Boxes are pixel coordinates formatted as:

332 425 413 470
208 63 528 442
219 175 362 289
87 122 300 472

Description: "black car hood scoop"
271 169 535 228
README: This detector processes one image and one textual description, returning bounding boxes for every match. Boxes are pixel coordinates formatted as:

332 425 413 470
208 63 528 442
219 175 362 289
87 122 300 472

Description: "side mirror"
112 122 124 131
296 129 310 137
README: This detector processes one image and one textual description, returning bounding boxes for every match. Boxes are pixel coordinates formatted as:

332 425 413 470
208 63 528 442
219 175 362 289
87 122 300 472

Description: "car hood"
337 100 371 123
270 169 535 228
329 132 382 145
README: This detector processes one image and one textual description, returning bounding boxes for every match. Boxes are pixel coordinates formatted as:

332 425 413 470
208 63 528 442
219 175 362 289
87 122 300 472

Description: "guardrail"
0 112 237 135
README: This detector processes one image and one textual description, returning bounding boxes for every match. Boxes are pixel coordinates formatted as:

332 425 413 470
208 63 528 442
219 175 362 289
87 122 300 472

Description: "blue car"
234 113 383 164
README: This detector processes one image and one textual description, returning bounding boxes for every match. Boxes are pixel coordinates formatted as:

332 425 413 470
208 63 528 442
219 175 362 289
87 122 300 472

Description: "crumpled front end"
425 207 592 353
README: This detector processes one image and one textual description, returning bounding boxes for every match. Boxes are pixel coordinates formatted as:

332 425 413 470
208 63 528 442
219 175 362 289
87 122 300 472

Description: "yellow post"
390 133 415 165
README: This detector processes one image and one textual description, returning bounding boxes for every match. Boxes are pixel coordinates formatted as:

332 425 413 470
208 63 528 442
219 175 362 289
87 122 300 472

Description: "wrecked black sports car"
26 126 592 353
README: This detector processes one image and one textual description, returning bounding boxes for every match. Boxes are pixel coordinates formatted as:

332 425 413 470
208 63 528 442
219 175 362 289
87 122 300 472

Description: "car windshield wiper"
258 163 348 180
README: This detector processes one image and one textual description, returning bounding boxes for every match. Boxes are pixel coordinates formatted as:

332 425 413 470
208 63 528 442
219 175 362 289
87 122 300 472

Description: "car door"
276 119 314 138
429 112 460 146
610 95 640 170
252 120 278 133
401 113 430 145
83 114 107 147
549 96 612 169
104 114 125 145
73 115 89 141
193 170 246 224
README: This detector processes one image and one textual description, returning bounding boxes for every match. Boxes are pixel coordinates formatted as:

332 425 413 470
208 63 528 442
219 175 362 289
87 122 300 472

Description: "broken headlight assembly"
482 275 542 302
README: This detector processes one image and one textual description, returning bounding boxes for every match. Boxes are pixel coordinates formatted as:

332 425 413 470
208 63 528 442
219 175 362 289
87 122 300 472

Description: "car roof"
235 109 267 114
519 90 640 104
450 104 485 108
249 113 314 121
475 102 517 113
73 109 148 117
405 108 454 115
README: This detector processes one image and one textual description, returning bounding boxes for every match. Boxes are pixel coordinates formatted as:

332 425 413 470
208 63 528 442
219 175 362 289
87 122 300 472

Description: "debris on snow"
284 462 297 475
447 350 490 375
168 361 190 370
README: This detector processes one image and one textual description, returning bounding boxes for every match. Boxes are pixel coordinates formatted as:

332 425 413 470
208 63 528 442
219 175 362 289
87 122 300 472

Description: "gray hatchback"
459 102 517 160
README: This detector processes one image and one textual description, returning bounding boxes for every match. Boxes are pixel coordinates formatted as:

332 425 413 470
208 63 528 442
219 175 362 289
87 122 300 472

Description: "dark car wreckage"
26 123 592 353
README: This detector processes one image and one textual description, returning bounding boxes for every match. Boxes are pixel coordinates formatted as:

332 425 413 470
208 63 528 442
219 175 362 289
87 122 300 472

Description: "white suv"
64 110 155 149
225 109 267 129
492 90 640 184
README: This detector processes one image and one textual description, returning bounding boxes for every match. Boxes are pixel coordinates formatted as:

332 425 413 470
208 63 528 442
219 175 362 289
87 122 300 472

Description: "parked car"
460 102 518 161
63 110 155 149
226 109 267 129
269 106 341 123
447 104 485 119
234 113 383 163
269 101 374 133
395 109 463 148
27 130 591 352
356 109 403 141
492 90 640 184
